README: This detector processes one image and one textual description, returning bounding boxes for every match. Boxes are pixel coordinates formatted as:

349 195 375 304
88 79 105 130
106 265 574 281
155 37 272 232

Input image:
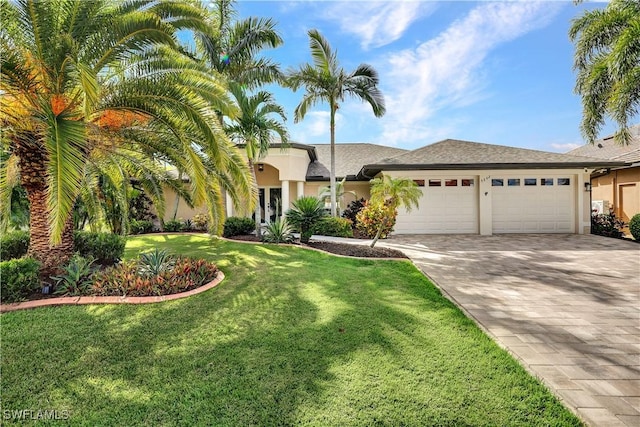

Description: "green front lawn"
1 235 581 426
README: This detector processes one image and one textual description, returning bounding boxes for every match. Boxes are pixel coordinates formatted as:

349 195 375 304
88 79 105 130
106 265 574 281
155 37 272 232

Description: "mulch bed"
226 235 408 259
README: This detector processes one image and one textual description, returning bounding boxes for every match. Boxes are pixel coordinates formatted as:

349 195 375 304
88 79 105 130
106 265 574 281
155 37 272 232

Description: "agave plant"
138 249 175 278
262 219 295 244
51 254 96 296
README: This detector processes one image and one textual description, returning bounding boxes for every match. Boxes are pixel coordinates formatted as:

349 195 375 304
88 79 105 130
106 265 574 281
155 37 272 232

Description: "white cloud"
550 142 582 153
377 2 563 146
325 1 434 49
291 110 344 143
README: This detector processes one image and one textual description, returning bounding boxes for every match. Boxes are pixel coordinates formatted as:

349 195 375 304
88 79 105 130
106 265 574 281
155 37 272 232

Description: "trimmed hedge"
223 217 255 237
163 219 185 232
629 214 640 241
0 257 41 303
312 217 353 238
73 231 126 266
0 230 30 260
129 219 153 234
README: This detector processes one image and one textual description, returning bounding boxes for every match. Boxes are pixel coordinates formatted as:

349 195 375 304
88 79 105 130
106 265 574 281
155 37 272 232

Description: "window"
557 178 570 186
508 178 520 186
428 179 441 187
413 179 425 187
445 179 458 187
541 178 554 186
491 179 504 186
524 178 537 186
461 179 474 187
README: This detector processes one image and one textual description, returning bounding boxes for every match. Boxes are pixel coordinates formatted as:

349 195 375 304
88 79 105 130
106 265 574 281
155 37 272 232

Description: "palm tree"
198 0 284 90
319 177 356 216
0 0 252 274
570 0 640 144
368 176 422 248
287 29 386 217
226 83 289 234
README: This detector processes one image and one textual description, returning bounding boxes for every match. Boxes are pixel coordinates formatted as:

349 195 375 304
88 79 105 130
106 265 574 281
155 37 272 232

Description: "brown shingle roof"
306 143 407 180
567 125 640 164
361 139 626 176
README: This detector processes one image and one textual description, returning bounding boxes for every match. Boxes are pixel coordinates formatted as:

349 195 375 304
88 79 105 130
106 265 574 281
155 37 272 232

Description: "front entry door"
254 188 282 224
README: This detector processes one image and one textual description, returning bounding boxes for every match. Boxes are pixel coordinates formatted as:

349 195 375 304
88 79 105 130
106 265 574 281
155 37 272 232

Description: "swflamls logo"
2 409 71 420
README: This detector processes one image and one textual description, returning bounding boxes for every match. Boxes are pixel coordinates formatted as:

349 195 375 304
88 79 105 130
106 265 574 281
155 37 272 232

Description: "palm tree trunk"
248 159 261 236
329 101 337 217
16 140 73 277
172 171 183 220
370 221 385 248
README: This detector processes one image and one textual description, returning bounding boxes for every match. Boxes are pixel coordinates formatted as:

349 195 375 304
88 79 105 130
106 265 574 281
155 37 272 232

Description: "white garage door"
395 177 478 234
492 176 574 233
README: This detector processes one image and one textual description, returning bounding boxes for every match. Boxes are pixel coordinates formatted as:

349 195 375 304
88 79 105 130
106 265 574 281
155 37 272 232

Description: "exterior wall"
591 167 640 223
162 187 207 222
384 168 591 235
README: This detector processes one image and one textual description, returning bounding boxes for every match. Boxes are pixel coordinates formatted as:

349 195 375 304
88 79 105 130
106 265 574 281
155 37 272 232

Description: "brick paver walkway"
380 234 640 427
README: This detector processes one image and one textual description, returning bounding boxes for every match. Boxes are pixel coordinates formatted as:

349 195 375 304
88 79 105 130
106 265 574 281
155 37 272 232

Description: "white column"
225 191 233 218
297 181 304 199
478 174 492 236
281 180 290 219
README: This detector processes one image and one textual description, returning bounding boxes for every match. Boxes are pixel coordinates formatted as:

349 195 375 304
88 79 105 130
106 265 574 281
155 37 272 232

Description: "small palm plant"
262 219 295 244
285 196 327 244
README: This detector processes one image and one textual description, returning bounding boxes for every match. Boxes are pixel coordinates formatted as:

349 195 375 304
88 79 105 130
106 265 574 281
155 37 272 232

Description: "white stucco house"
167 139 625 235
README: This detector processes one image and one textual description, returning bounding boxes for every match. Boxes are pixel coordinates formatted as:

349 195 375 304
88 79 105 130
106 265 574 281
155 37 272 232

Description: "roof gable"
307 143 408 180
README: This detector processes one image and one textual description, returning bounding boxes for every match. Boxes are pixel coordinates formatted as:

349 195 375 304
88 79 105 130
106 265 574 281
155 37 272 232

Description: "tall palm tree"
368 176 422 248
0 0 252 274
198 0 284 90
226 83 289 234
570 0 640 144
287 29 386 217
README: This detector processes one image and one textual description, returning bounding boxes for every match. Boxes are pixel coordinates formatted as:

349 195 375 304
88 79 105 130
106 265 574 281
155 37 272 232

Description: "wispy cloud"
377 2 563 147
291 110 344 143
324 1 434 50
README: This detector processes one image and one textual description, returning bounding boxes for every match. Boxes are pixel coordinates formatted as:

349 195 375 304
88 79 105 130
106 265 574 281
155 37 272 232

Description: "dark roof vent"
597 143 603 148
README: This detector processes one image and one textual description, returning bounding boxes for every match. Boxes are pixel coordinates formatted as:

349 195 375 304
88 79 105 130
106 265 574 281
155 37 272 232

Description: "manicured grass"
1 234 582 426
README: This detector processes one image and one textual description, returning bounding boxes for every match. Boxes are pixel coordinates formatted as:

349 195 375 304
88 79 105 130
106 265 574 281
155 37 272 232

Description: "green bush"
356 202 396 239
312 217 353 238
262 219 295 244
285 196 327 243
0 230 30 260
163 219 185 232
629 213 640 241
73 231 126 266
223 217 255 237
0 257 41 303
52 254 95 296
129 219 153 234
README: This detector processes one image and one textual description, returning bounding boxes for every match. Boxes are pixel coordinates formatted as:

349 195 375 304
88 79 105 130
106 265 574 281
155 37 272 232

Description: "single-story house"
568 126 640 223
166 139 625 235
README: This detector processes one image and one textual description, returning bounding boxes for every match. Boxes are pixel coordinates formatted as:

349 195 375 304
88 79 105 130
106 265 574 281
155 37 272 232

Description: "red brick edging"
0 271 225 313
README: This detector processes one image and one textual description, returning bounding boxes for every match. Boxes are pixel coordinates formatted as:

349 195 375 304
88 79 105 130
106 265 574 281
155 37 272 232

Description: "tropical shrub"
129 219 154 235
182 219 193 231
92 257 218 297
286 196 327 243
52 255 96 296
312 217 353 238
629 213 640 240
0 257 41 303
342 198 366 226
73 231 126 266
262 219 295 244
191 214 209 231
356 202 397 239
591 210 625 238
163 219 185 232
1 230 30 260
139 249 175 277
223 217 255 237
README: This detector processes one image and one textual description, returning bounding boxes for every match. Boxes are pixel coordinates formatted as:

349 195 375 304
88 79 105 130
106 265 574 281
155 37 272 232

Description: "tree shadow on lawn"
1 238 581 426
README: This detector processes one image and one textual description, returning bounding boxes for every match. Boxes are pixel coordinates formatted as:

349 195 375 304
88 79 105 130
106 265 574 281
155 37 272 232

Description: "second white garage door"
491 176 575 233
395 177 478 234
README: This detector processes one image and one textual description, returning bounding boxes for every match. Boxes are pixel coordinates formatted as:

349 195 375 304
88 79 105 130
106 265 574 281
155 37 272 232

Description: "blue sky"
231 0 618 153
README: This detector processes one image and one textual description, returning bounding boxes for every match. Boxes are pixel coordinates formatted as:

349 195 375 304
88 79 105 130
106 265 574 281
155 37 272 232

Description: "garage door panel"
492 176 574 233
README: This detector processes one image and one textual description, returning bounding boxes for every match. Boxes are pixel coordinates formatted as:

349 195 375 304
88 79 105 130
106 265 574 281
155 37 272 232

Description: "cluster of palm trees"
0 0 387 274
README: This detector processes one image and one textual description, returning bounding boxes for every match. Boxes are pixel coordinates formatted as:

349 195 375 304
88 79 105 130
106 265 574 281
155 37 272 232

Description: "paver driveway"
383 234 640 427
